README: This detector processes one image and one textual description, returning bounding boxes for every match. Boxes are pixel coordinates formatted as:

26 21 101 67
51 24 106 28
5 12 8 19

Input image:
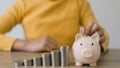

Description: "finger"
47 41 57 50
86 21 94 35
45 46 52 52
90 24 101 35
97 29 104 37
48 37 57 45
47 37 57 49
42 36 57 50
80 27 86 35
100 35 106 44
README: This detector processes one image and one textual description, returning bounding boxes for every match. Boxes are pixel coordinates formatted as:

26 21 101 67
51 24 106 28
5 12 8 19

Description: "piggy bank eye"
91 43 94 46
80 43 83 46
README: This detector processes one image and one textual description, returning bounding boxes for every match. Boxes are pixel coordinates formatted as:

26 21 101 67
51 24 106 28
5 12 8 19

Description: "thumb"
80 27 86 35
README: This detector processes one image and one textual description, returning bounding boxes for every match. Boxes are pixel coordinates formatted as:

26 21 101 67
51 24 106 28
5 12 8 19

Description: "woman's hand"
12 36 58 52
81 21 106 52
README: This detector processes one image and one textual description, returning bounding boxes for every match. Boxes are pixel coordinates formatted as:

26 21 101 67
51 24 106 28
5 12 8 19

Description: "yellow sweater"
0 0 109 52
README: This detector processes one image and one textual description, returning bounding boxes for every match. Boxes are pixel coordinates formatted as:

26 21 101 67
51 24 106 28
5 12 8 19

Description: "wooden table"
0 49 120 68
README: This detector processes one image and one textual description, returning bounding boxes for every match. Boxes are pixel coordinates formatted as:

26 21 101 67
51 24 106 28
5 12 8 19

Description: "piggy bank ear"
91 32 100 42
75 33 83 41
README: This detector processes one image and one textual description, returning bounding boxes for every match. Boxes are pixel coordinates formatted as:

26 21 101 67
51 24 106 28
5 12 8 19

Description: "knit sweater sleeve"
0 0 25 51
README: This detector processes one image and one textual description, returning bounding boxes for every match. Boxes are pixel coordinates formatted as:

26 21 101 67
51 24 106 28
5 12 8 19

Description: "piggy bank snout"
82 49 93 59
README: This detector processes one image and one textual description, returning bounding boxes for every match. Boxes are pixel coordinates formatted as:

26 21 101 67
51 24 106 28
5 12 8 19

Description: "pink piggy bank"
72 32 101 66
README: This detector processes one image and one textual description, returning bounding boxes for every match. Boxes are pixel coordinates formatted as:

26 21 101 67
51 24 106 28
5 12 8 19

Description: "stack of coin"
60 46 69 66
51 50 61 66
41 53 51 66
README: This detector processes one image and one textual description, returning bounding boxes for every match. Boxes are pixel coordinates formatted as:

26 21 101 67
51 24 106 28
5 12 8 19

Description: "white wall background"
0 0 120 49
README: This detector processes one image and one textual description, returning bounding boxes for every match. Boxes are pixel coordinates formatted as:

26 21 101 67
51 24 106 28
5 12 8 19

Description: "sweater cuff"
0 35 16 51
